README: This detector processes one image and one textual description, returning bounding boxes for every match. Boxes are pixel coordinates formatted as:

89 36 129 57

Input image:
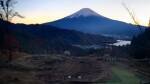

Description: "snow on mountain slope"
45 8 145 39
67 8 101 18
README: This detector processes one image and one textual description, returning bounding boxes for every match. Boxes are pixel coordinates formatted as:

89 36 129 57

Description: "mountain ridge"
45 8 145 39
0 20 115 55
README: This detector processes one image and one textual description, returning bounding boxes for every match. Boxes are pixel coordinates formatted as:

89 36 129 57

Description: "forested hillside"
0 20 115 55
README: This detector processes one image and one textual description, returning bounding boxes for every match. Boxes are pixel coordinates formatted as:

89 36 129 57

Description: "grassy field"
106 66 140 84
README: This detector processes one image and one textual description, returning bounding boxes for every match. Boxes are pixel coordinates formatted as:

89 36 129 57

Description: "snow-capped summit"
46 8 142 39
68 8 101 18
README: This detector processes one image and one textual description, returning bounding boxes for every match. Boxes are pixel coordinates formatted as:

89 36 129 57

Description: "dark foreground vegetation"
0 8 150 84
131 28 150 59
129 28 150 83
0 19 150 84
0 0 150 84
0 20 115 58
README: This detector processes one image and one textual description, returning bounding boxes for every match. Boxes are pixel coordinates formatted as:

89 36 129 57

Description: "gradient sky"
12 0 150 26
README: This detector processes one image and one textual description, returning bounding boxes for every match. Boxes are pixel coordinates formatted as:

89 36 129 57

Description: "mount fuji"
45 8 144 39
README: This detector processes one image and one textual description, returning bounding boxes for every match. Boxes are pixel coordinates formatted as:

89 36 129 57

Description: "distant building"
64 50 71 56
77 76 82 79
67 75 72 79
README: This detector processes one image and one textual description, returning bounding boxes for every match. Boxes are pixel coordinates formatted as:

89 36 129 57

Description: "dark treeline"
0 20 115 59
131 28 150 59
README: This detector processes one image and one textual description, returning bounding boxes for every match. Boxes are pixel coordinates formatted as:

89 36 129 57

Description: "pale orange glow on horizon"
12 14 149 26
12 17 57 24
12 15 66 24
11 0 150 26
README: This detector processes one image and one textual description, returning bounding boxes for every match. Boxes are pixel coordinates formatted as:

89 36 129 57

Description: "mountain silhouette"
45 8 144 39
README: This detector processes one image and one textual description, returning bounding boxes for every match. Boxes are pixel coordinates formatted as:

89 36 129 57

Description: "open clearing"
106 66 140 84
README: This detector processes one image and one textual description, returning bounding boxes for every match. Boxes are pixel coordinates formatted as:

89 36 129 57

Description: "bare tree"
0 0 23 21
0 0 23 62
0 13 3 19
122 3 143 31
148 19 150 28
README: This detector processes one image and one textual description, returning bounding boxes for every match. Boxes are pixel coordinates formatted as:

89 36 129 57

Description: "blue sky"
12 0 150 26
